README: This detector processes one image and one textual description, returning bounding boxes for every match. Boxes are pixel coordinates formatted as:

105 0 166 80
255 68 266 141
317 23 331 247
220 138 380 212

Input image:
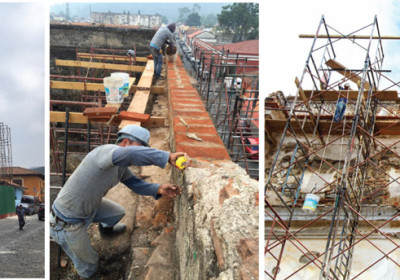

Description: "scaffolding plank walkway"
55 59 145 72
119 59 154 129
302 89 399 101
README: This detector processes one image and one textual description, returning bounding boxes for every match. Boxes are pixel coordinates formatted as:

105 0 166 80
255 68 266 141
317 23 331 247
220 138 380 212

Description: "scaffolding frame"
0 122 12 180
190 45 259 179
50 46 142 186
265 15 400 279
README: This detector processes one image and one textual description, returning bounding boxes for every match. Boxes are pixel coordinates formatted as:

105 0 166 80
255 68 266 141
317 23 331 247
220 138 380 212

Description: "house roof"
188 30 204 39
215 40 259 56
10 167 44 178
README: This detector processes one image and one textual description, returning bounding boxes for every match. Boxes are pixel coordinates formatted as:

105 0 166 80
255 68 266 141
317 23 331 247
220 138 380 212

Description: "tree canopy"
217 3 259 42
185 13 201 27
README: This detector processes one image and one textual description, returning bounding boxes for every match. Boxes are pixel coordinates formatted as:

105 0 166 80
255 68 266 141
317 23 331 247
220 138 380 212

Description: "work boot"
99 223 126 236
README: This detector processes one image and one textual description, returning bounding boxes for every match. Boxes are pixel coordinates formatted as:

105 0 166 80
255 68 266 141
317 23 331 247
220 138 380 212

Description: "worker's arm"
112 146 170 168
113 146 187 169
121 173 162 199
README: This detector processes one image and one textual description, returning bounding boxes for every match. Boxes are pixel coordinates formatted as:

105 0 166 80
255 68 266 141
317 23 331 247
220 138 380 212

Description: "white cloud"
263 0 400 96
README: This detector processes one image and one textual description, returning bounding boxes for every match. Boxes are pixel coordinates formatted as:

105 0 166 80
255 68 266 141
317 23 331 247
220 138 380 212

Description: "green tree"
178 7 190 22
192 4 201 14
217 3 259 42
185 13 201 27
201 14 217 27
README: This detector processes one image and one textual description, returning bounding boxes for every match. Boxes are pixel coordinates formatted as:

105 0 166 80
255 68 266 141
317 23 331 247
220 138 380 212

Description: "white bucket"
302 194 320 213
111 72 130 97
103 76 125 104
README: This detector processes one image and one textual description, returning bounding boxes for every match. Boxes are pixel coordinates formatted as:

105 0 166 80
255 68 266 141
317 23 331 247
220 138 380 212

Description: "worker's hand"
169 152 189 167
157 183 182 198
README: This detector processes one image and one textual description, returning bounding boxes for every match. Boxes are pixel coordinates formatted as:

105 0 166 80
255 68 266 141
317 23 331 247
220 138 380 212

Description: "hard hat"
127 49 135 57
344 83 350 88
117 125 150 147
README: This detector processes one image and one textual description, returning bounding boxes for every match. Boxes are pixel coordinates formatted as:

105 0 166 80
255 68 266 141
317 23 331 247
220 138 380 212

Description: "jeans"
334 99 347 122
50 198 125 278
150 46 163 78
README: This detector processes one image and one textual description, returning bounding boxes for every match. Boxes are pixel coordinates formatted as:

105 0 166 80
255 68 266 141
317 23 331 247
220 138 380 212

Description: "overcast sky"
0 3 44 169
263 0 400 96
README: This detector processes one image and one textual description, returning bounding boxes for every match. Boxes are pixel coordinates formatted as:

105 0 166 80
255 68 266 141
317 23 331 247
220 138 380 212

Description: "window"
13 179 23 186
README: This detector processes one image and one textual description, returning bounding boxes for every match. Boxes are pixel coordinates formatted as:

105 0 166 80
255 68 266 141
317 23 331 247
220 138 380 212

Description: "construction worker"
149 23 176 80
334 83 350 122
16 204 26 231
50 125 187 278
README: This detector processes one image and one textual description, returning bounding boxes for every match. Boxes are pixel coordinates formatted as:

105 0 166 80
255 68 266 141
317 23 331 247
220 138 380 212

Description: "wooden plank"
119 111 150 122
119 60 154 129
326 59 370 90
136 61 155 90
303 90 399 101
51 80 166 95
295 77 309 102
50 111 88 124
55 59 145 72
77 53 148 63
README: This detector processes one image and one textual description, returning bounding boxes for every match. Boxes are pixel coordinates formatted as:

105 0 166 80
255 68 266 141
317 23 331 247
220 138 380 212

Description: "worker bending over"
149 23 176 80
50 125 187 278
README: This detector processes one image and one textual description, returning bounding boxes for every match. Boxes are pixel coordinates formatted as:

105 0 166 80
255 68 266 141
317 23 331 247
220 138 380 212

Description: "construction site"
265 16 400 279
50 22 259 280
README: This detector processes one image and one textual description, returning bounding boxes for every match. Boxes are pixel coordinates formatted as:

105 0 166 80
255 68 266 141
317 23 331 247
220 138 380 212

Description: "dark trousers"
18 217 25 229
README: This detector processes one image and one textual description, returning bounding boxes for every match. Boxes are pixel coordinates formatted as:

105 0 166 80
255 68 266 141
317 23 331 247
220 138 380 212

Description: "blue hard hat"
117 125 150 147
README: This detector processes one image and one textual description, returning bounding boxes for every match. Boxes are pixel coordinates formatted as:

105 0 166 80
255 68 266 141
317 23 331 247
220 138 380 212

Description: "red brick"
173 117 214 126
171 110 210 118
219 179 241 205
254 192 259 206
176 144 230 160
175 133 225 146
173 125 218 134
170 97 203 105
172 103 204 110
211 219 225 270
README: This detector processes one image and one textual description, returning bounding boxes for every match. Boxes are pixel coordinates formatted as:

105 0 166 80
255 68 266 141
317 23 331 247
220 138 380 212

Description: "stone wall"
50 23 155 62
167 56 259 279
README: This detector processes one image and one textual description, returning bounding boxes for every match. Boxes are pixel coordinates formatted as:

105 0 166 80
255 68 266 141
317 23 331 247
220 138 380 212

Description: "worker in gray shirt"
150 23 176 80
17 204 26 231
50 125 187 278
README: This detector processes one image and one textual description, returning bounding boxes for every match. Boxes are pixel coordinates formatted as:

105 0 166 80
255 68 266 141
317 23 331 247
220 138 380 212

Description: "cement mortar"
176 160 258 279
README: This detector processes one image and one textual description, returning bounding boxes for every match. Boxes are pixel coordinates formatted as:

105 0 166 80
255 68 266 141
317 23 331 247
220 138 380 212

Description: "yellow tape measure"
176 156 188 170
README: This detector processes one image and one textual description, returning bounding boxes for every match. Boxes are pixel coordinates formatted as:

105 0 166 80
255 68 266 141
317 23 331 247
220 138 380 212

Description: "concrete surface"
0 215 44 278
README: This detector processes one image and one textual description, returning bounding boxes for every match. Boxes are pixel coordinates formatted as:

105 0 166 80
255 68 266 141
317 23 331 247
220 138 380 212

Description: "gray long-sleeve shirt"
53 144 169 221
150 26 175 49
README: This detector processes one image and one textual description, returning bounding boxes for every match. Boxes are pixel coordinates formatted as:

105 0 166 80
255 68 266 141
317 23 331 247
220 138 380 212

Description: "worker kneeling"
50 125 187 278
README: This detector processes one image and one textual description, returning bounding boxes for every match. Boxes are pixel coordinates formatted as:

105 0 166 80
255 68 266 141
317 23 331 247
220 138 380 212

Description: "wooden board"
55 59 145 72
119 60 154 129
266 118 400 135
302 90 399 101
50 111 166 127
51 79 165 95
326 59 370 90
77 53 148 63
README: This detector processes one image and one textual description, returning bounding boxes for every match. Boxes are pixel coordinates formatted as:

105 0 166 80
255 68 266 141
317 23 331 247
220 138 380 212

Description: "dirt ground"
0 215 45 278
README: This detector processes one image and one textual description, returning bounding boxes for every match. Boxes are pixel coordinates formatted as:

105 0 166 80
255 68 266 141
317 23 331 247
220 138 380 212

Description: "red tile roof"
215 40 259 56
9 167 44 177
188 30 204 39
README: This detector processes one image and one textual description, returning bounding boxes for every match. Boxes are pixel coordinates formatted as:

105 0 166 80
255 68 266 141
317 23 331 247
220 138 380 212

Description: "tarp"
0 184 16 216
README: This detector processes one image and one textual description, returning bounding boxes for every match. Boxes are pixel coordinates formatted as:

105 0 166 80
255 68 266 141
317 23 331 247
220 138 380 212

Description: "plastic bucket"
302 194 320 213
103 76 124 104
111 72 130 97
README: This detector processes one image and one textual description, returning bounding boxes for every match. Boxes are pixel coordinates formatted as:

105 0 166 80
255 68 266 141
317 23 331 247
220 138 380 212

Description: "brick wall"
166 55 259 279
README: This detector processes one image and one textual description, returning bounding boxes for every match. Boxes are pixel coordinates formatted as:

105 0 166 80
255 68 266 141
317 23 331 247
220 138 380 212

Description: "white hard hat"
117 125 150 147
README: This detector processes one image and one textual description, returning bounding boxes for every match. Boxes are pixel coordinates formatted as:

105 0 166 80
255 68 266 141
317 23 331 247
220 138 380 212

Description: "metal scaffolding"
265 15 400 279
191 45 259 179
0 122 13 180
50 47 140 186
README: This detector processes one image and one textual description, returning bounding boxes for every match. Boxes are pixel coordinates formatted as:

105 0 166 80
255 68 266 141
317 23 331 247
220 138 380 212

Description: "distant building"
11 167 45 203
91 12 162 28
